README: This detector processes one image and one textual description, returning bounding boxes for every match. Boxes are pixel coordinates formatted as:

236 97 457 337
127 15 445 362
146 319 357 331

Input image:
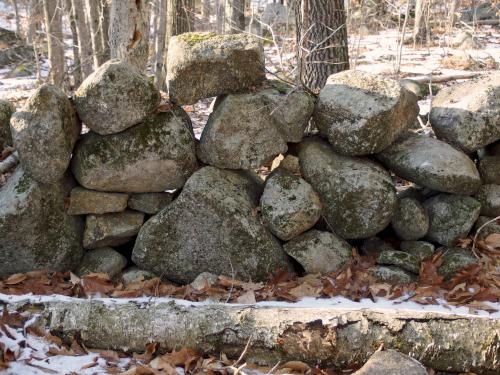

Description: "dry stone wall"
0 32 499 286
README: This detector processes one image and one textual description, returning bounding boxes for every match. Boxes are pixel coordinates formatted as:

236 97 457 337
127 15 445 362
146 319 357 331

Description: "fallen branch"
405 72 482 84
2 295 499 374
0 151 19 174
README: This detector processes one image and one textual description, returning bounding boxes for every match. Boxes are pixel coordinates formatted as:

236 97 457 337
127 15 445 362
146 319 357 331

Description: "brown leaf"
485 233 500 248
279 361 311 373
162 348 200 370
4 273 26 285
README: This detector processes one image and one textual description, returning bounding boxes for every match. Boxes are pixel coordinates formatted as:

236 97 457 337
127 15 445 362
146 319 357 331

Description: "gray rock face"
10 84 81 184
83 211 144 249
439 247 477 280
430 73 500 153
400 241 435 261
132 167 291 284
0 167 83 277
371 266 418 284
378 250 420 274
475 184 500 217
478 156 500 184
0 99 14 149
72 110 197 193
314 71 418 155
73 60 160 135
378 133 481 195
424 194 481 246
283 229 352 274
299 138 397 239
74 247 127 278
67 187 128 215
261 169 322 241
166 33 265 105
128 192 173 215
391 197 429 240
353 350 427 375
197 92 288 169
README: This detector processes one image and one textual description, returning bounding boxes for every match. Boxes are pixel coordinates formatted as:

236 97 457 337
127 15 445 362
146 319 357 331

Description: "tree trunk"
109 0 150 71
66 0 82 86
202 0 211 21
4 296 499 374
43 0 65 86
225 0 245 33
446 0 460 32
12 0 21 36
215 0 224 33
154 0 167 87
86 0 105 68
26 0 41 45
294 0 349 91
413 0 430 46
100 0 111 61
71 0 94 78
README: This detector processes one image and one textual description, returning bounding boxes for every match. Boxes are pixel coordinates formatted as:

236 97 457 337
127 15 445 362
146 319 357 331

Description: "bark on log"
1 295 499 374
0 152 19 174
407 72 482 84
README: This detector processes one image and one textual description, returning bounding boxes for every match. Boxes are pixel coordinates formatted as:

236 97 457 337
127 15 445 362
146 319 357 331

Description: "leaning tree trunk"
225 0 245 33
86 0 105 68
3 296 499 374
71 0 94 78
109 0 150 71
43 0 65 87
294 0 349 91
154 0 167 87
66 0 82 86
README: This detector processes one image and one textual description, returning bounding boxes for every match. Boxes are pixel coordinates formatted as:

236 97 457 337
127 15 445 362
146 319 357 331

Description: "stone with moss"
75 247 127 278
400 241 435 261
424 194 481 246
0 99 14 150
167 33 265 105
10 84 81 184
298 138 396 239
67 187 129 215
314 71 419 156
261 169 322 241
128 192 173 215
438 247 477 280
430 72 500 154
74 59 160 135
283 229 352 274
132 166 291 284
371 266 418 284
391 197 429 240
478 155 500 185
378 132 481 195
474 184 500 217
378 249 420 274
0 167 84 277
72 109 197 193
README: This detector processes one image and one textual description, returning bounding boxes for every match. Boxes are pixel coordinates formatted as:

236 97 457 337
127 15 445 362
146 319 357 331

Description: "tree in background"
225 0 245 33
71 0 93 79
294 0 349 91
43 0 65 86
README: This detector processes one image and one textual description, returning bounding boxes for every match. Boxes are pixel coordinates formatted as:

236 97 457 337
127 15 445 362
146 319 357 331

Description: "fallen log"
1 295 499 374
0 151 19 174
406 72 482 84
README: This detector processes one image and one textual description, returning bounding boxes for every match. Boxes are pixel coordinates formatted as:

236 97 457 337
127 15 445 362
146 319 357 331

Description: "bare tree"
294 0 349 91
66 0 82 85
154 0 167 87
86 0 105 68
101 0 111 61
109 0 150 70
27 0 42 45
43 0 65 86
11 0 21 35
413 0 431 46
71 0 94 77
225 0 245 33
202 0 211 22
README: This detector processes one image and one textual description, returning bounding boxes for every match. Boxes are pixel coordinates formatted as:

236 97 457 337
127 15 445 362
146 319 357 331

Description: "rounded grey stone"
400 241 435 261
391 197 429 240
378 249 420 274
353 349 427 375
438 247 477 280
75 247 127 278
474 184 500 217
120 267 157 286
371 266 418 285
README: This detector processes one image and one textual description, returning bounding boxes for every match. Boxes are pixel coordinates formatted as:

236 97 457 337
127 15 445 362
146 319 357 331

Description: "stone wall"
0 32 499 286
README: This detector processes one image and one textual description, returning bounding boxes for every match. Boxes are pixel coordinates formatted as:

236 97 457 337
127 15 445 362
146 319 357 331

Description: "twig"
233 336 252 367
266 361 281 375
472 215 500 258
0 151 19 174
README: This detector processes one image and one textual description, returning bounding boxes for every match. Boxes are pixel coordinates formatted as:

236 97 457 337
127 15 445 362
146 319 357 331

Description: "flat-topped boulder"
298 138 397 239
132 166 291 284
0 99 14 150
430 72 500 153
167 32 265 105
74 60 160 135
10 84 81 183
0 167 83 277
314 71 419 155
72 109 197 193
377 133 481 195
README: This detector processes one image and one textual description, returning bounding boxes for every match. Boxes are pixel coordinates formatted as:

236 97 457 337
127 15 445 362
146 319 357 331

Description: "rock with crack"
261 169 322 241
0 167 83 277
283 229 352 274
132 167 291 284
377 132 481 195
314 71 418 155
430 72 500 153
0 99 14 150
83 211 144 249
474 184 500 217
67 187 129 215
298 138 396 239
128 192 173 215
166 33 265 105
72 110 197 193
73 60 160 135
74 247 127 278
424 194 481 246
353 350 427 375
391 197 429 240
10 84 81 184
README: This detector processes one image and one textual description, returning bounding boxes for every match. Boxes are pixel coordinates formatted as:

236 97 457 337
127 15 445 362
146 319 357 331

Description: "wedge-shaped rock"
424 194 481 246
75 247 127 278
261 169 322 241
167 33 265 105
72 110 197 193
67 187 128 215
0 99 14 149
83 211 144 249
378 133 481 195
74 60 160 135
10 84 81 183
132 167 291 284
314 71 418 155
0 167 83 277
430 72 500 153
299 138 396 239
